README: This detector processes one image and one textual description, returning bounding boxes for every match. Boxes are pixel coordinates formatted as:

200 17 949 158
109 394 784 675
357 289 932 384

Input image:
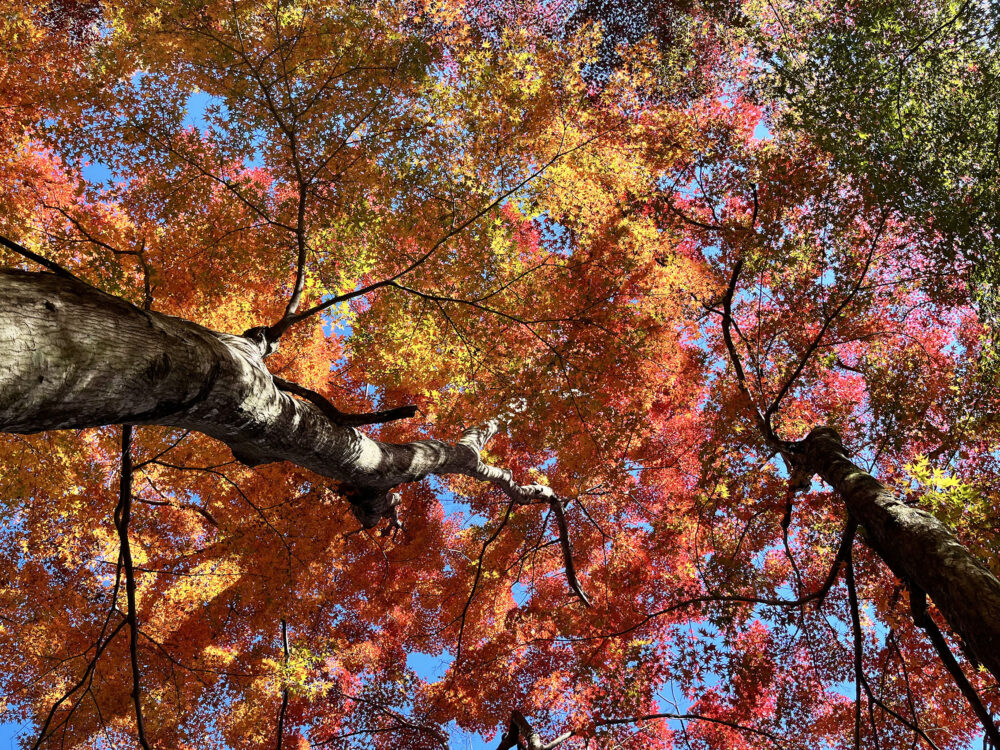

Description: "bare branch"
0 233 78 280
910 586 1000 749
276 619 290 750
272 376 417 426
115 425 152 750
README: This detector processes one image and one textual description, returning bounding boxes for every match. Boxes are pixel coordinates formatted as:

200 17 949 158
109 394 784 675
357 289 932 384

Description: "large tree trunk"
799 427 1000 683
0 270 549 527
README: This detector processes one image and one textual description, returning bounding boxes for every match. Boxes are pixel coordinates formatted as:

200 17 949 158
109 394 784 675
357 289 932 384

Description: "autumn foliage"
0 0 998 748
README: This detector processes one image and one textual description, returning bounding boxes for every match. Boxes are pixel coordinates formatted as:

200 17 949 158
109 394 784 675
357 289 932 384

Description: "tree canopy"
0 1 998 748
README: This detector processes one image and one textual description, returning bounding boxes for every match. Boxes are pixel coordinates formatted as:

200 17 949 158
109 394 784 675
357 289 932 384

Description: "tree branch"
548 516 856 645
271 376 418 427
0 233 78 280
115 425 152 750
497 711 573 750
276 619 290 750
264 127 616 342
719 258 784 451
845 553 868 750
910 586 1000 749
31 620 128 750
0 271 589 601
454 420 591 607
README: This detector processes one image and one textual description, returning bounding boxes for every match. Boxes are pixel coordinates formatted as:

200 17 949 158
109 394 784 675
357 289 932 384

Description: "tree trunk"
0 270 547 527
4 270 999 675
799 427 1000 683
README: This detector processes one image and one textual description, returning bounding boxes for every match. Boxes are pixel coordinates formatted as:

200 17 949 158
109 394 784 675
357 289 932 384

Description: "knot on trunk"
786 426 849 493
497 710 572 750
340 485 401 529
242 326 280 357
802 425 844 448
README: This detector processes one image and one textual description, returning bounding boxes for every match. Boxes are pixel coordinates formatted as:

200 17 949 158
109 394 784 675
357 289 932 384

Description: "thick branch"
497 712 572 750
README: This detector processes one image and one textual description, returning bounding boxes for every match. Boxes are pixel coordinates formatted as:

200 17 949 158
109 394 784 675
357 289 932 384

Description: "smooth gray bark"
800 427 1000 683
0 270 551 526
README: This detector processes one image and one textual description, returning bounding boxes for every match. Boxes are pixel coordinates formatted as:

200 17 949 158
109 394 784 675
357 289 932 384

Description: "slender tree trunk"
0 270 545 527
799 427 1000 683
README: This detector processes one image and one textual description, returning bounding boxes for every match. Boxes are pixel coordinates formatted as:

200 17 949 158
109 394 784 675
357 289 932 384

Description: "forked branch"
272 376 418 427
454 421 592 607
